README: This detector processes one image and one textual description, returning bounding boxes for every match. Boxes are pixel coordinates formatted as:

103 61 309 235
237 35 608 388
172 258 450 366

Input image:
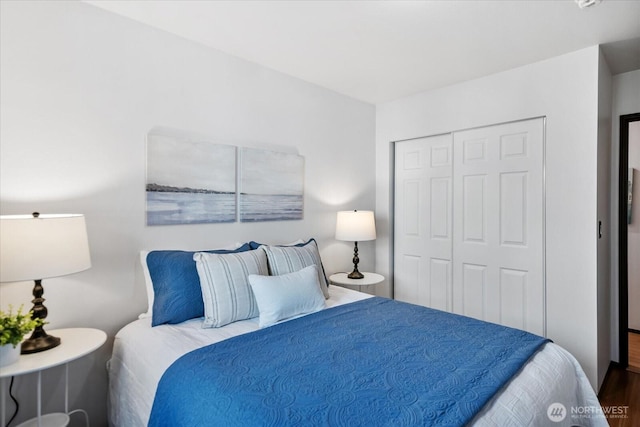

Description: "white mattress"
108 286 606 427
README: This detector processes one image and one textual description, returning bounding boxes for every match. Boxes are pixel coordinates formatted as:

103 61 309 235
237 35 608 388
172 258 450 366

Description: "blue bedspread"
149 297 548 426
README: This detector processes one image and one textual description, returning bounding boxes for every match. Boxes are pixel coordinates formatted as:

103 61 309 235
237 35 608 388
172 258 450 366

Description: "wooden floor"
599 366 640 426
598 333 640 426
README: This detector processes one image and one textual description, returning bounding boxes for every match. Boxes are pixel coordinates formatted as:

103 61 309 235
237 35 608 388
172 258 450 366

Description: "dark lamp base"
348 241 365 279
22 278 61 354
348 270 364 279
21 334 61 354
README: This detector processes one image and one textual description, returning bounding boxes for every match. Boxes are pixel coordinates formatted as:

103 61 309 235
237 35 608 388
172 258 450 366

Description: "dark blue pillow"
249 239 312 249
148 243 252 326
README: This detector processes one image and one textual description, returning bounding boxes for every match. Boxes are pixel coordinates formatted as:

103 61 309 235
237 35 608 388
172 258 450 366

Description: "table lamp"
0 213 91 353
335 210 376 279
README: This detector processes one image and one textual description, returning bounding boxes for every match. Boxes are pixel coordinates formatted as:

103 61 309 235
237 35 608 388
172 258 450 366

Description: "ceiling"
85 0 640 104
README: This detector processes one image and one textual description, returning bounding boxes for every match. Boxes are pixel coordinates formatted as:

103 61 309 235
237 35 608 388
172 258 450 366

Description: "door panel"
453 118 544 335
394 118 545 336
394 134 453 311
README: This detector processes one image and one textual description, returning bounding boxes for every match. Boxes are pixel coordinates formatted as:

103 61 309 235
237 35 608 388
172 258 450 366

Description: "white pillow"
248 265 326 328
194 249 268 328
139 250 153 319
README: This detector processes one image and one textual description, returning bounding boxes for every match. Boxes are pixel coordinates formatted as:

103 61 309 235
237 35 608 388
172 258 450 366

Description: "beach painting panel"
146 132 236 225
240 148 304 222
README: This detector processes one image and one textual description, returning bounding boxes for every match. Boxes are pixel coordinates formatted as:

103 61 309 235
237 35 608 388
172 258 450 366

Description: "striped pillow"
260 239 330 299
194 249 269 328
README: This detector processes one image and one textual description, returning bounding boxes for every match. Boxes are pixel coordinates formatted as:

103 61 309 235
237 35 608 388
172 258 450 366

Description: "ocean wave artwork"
146 130 237 225
240 194 304 222
240 148 304 222
146 189 236 225
146 128 305 225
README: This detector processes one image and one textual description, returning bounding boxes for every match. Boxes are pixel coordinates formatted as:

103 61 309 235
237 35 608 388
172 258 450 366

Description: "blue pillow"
147 243 252 326
248 240 306 250
249 265 326 328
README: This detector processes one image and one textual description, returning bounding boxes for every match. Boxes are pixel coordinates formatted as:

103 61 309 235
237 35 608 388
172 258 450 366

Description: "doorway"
619 112 640 371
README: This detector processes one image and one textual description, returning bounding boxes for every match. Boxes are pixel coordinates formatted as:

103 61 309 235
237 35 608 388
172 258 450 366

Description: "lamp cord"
5 376 19 427
2 379 89 427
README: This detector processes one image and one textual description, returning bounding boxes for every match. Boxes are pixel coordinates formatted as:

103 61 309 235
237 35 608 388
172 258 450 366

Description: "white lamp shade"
0 214 91 282
335 210 376 242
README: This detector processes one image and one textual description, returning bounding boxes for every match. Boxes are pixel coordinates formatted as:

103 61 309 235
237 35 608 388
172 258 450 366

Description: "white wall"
609 69 640 362
376 46 604 389
0 2 375 425
628 121 640 331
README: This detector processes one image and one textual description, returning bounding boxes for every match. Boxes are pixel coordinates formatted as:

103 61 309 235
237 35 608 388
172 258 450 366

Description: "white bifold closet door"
394 134 454 311
394 118 545 336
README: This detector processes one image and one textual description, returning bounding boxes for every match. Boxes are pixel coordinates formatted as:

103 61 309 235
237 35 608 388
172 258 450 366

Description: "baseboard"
628 328 640 335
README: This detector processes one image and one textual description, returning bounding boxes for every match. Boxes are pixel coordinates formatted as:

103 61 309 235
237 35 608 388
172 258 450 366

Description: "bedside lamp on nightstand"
0 213 91 354
335 210 376 279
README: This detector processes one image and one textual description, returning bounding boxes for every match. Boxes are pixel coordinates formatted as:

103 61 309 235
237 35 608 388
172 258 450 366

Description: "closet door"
452 118 544 335
394 134 453 311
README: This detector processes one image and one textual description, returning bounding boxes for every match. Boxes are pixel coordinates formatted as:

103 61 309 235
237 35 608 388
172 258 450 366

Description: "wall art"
146 131 236 225
240 147 304 222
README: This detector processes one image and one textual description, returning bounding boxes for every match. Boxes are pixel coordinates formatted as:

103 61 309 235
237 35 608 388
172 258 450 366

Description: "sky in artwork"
241 148 304 195
146 133 236 193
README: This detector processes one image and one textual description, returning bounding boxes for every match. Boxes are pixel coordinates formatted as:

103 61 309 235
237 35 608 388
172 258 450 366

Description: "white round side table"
329 272 384 293
0 328 107 427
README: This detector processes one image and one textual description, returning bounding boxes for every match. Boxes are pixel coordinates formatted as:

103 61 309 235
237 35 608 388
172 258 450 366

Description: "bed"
108 241 606 426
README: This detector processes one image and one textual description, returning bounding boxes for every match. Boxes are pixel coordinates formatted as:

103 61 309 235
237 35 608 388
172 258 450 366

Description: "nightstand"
329 272 384 293
0 328 107 427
